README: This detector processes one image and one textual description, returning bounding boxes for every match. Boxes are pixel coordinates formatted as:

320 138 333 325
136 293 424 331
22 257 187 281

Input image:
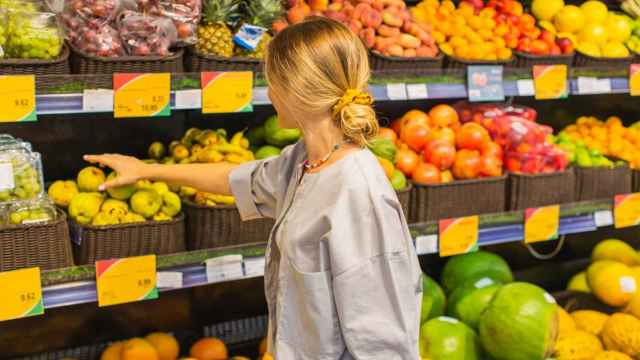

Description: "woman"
86 17 422 359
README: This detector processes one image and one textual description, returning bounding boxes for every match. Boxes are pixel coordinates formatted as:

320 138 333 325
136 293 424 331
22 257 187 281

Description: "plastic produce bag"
66 21 125 57
0 10 6 58
0 147 45 204
118 11 176 56
4 11 63 59
62 0 120 27
4 195 57 225
0 0 47 12
120 0 199 45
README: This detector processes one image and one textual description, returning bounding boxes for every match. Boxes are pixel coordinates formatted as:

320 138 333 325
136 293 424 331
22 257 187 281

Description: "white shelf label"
244 257 265 277
82 89 114 112
407 84 429 99
415 235 438 255
252 87 270 104
516 79 535 96
386 83 407 100
594 210 614 227
206 255 244 283
0 163 14 191
174 89 201 109
157 271 183 289
577 77 611 95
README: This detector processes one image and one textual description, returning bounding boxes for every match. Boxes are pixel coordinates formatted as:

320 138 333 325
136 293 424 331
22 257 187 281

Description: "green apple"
161 191 181 217
106 172 135 200
130 190 162 218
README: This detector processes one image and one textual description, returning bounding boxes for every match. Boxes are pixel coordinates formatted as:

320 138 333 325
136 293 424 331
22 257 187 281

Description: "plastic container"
4 11 63 60
0 148 45 204
3 195 57 225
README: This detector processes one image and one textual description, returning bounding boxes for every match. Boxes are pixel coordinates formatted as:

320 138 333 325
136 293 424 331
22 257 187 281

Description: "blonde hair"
265 16 378 146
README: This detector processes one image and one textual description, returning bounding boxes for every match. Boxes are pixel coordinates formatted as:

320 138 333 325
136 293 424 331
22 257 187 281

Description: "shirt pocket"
285 263 345 359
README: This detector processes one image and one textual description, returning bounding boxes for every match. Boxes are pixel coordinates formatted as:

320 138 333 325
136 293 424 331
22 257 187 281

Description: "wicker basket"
514 51 574 68
396 184 412 220
507 169 575 210
369 51 444 72
575 164 632 201
573 50 634 67
70 213 186 265
184 47 262 72
633 170 640 193
444 55 514 69
0 44 71 75
0 209 73 272
409 176 507 224
69 45 185 74
184 200 273 250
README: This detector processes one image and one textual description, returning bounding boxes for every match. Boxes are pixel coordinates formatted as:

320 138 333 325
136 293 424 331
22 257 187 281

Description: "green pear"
135 179 154 190
151 182 169 195
48 180 79 208
130 190 162 218
69 192 104 224
101 198 129 217
77 166 106 192
161 191 181 217
106 172 136 200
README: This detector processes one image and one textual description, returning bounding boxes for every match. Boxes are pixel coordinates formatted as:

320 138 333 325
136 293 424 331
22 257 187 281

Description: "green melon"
421 274 446 323
419 316 483 360
447 277 502 329
440 251 513 293
479 282 559 360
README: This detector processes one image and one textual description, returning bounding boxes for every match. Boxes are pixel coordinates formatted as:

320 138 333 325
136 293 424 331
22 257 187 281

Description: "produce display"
121 0 201 45
49 166 182 225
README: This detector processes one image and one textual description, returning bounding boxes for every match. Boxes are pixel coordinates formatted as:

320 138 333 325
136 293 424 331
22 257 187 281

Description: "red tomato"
378 127 398 143
426 127 456 147
395 148 420 176
480 141 503 159
479 156 503 177
452 149 482 180
530 39 549 55
401 123 431 152
412 162 441 185
400 110 430 130
424 140 456 171
456 123 490 151
428 104 459 129
540 30 555 45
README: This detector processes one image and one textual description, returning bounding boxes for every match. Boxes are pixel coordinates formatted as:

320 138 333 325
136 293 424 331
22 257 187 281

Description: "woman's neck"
301 116 347 162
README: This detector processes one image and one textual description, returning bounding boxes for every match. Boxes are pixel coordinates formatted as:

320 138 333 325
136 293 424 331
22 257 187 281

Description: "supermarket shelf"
33 77 631 115
36 199 614 311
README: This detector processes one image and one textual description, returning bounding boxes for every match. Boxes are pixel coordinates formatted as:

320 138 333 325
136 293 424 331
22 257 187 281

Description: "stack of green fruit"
554 132 621 168
248 115 301 160
626 17 640 54
419 251 560 360
48 166 182 226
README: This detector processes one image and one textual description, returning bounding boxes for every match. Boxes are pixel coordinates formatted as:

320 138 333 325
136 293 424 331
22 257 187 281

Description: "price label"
157 271 183 289
174 89 202 110
407 84 429 99
113 73 171 118
614 193 640 228
524 205 560 244
438 216 479 257
415 234 438 255
206 255 244 283
594 210 614 227
577 77 611 95
95 255 158 307
0 267 44 322
516 79 535 96
244 257 266 277
0 75 36 122
83 89 114 112
467 65 504 102
201 72 253 113
533 65 568 100
386 83 407 100
630 64 640 96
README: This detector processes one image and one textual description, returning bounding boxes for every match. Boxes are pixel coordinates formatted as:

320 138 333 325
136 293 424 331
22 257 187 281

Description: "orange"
101 342 124 360
482 18 496 30
262 354 274 360
479 7 496 18
428 104 459 128
146 333 179 360
468 16 483 30
258 337 268 355
190 338 228 360
449 36 468 49
121 338 159 360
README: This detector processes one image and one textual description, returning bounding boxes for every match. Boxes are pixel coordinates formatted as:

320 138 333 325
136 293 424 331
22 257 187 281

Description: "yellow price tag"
0 75 37 122
614 193 640 228
533 65 568 100
439 216 479 257
0 267 44 322
201 72 253 113
630 64 640 96
524 205 560 244
113 73 171 118
96 255 158 307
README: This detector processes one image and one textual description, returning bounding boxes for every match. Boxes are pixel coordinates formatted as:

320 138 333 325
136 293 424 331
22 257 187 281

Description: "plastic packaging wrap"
0 147 45 204
0 10 6 58
69 22 125 57
118 11 176 56
0 0 47 12
62 0 120 27
120 0 199 45
4 195 57 225
4 11 63 59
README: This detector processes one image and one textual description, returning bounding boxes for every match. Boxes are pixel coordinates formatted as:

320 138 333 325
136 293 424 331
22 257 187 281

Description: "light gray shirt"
230 141 422 359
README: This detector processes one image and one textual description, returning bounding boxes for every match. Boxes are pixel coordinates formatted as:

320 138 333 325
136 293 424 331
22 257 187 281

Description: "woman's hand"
83 154 149 190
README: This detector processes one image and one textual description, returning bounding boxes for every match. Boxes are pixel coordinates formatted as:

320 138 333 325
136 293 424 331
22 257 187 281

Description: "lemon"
580 1 609 25
578 42 602 57
532 0 564 21
604 14 632 42
602 42 630 57
538 20 557 34
554 5 585 33
579 23 608 45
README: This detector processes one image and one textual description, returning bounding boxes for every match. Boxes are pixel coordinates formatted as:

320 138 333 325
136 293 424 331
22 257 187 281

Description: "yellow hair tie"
332 89 373 117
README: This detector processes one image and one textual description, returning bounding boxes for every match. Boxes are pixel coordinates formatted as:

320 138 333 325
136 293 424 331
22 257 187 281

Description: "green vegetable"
247 125 266 146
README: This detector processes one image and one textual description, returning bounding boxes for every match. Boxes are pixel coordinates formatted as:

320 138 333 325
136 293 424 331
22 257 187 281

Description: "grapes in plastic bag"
117 11 176 56
4 11 63 59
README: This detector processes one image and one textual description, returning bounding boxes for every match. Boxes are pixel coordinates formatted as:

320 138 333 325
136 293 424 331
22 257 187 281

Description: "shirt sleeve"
229 143 298 221
330 190 423 360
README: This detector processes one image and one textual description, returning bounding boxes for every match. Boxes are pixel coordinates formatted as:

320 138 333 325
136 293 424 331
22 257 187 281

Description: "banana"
230 131 245 147
212 143 246 155
210 194 236 205
225 153 247 164
240 137 250 149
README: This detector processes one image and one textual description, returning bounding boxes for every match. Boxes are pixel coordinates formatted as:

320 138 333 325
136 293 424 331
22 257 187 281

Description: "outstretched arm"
83 154 238 195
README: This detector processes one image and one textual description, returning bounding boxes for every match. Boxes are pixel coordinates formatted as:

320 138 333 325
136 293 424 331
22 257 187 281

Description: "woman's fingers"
99 174 130 191
83 154 114 168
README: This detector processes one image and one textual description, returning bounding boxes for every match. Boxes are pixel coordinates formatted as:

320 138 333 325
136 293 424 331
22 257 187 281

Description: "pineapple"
234 0 284 59
197 0 242 57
